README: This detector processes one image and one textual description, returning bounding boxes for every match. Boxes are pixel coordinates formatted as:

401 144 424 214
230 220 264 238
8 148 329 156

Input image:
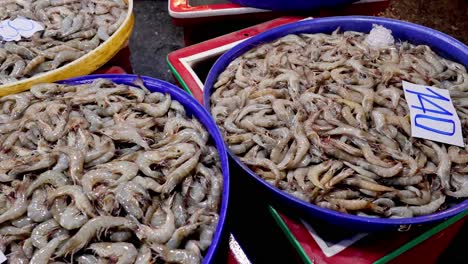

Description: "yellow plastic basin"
0 0 134 97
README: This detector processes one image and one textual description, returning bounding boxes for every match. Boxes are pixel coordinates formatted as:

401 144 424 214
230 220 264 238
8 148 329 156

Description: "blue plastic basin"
229 0 358 11
59 74 230 263
203 16 468 231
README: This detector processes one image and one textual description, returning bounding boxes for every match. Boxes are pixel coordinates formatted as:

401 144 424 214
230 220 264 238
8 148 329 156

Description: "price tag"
0 17 44 41
403 81 464 147
0 250 6 263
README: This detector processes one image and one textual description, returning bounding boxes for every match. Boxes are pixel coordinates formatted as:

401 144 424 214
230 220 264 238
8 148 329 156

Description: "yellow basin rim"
0 0 134 97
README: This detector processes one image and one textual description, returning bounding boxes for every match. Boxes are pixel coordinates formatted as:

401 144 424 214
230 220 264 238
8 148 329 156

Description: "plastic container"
0 0 134 97
229 0 358 11
203 16 468 231
57 74 230 264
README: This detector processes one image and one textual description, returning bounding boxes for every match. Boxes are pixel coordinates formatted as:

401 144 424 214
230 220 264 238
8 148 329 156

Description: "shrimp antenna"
132 76 150 93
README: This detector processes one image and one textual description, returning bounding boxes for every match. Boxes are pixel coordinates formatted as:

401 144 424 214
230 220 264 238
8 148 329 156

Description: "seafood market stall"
0 0 467 263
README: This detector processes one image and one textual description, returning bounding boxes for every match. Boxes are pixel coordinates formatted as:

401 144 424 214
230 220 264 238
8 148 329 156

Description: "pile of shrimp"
211 26 468 218
0 0 128 85
0 79 222 263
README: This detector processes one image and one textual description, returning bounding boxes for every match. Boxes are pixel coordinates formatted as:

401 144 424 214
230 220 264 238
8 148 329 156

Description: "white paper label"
0 17 44 41
403 81 464 147
0 250 6 264
300 219 368 257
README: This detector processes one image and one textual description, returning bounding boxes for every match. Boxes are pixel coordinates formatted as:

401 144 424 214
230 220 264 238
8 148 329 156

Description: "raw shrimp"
8 243 29 264
386 207 414 218
343 178 395 192
76 255 99 264
56 146 85 183
0 225 33 236
161 151 201 194
11 216 33 228
166 222 203 249
150 243 201 264
198 167 222 211
241 157 283 183
134 94 171 117
324 168 355 189
197 214 219 251
96 160 139 184
81 168 118 198
448 146 468 164
8 153 58 179
56 216 137 256
88 242 138 264
48 185 96 217
382 175 423 186
135 203 175 244
328 190 361 199
30 234 69 264
135 245 152 264
0 79 223 263
211 25 467 218
100 123 150 150
445 173 468 198
409 193 446 216
59 206 89 230
109 231 132 242
31 219 61 248
307 161 332 189
428 142 452 191
0 180 28 224
116 181 149 219
22 238 34 259
85 137 116 167
27 189 52 222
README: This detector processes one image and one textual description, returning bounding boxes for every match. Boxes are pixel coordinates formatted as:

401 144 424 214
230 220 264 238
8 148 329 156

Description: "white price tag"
300 219 368 257
0 17 44 41
403 81 464 147
0 250 6 263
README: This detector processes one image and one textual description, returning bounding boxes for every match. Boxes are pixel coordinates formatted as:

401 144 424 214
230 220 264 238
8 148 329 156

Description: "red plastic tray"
169 0 390 26
168 16 304 102
270 208 466 264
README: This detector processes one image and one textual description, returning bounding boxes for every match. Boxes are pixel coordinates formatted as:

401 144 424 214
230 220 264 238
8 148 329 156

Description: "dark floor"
129 0 184 82
128 1 466 263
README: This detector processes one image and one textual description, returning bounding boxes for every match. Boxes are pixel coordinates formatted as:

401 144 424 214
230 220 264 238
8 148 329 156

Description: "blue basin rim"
203 16 468 230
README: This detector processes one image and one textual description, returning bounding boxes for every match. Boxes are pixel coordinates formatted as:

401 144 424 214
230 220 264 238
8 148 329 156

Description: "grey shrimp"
30 234 69 264
48 185 96 217
56 216 136 256
0 180 28 224
88 242 138 264
135 200 175 244
27 188 52 222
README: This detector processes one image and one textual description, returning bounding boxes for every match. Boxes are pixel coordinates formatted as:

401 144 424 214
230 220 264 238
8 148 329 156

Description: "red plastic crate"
270 208 466 264
169 0 390 26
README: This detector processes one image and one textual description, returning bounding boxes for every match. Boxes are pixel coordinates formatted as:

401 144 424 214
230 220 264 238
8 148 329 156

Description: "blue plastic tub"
229 0 358 11
203 16 468 231
59 74 230 263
